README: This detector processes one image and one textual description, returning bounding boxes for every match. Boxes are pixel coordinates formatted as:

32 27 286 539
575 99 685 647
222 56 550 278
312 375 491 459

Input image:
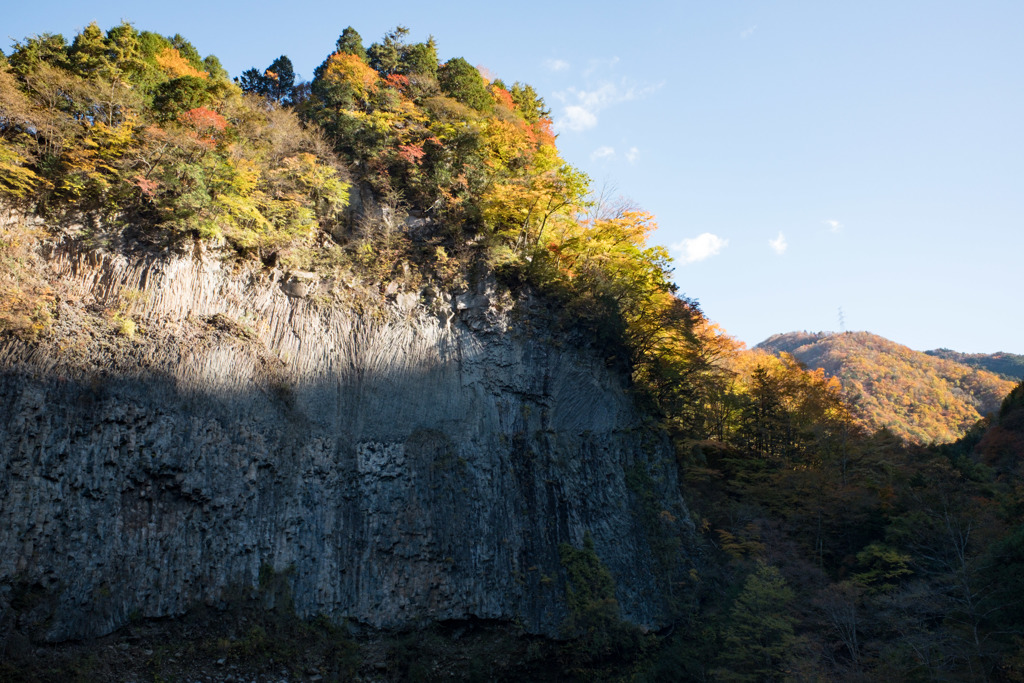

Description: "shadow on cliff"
0 336 694 646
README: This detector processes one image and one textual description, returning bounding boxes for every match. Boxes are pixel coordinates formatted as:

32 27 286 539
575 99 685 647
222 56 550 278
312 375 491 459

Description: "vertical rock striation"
0 235 693 642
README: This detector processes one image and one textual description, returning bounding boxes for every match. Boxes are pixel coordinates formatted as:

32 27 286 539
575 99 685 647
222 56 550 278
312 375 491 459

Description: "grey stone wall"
0 235 692 642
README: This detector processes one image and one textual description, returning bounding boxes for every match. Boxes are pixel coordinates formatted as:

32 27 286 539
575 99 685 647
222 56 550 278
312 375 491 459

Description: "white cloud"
625 146 640 163
825 219 842 233
769 231 787 255
555 81 662 132
563 105 598 131
741 25 757 39
545 58 570 72
590 146 616 161
672 233 729 265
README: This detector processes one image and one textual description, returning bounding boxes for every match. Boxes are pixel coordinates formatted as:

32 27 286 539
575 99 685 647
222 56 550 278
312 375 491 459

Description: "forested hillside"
927 347 1024 382
0 22 685 383
2 22 1024 682
758 331 1016 444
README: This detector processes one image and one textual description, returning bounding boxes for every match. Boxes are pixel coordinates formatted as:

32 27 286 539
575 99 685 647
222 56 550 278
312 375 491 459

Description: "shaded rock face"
0 237 692 642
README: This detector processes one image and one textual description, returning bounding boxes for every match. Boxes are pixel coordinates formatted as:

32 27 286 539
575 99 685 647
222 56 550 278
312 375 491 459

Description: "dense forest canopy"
2 22 1024 681
927 347 1024 382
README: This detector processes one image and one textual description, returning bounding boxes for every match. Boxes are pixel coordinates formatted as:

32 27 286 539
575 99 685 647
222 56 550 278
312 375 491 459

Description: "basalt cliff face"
0 218 692 643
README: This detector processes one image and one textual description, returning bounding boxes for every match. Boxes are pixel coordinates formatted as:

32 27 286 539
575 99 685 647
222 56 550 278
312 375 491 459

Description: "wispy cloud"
545 58 570 72
825 219 842 233
583 56 620 77
590 146 616 161
672 233 729 265
741 25 757 39
625 146 640 164
477 65 495 83
769 231 787 255
555 81 662 132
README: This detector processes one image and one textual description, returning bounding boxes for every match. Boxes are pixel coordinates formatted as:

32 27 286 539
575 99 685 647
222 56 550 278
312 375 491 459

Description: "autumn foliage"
2 22 1024 682
155 47 208 79
757 331 1016 443
0 22 349 254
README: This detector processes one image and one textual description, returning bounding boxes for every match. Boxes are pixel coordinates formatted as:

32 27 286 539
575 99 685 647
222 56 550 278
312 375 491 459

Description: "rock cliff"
0 218 693 643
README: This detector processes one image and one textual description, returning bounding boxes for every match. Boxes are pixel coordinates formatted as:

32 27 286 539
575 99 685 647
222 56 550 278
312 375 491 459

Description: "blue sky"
5 1 1023 353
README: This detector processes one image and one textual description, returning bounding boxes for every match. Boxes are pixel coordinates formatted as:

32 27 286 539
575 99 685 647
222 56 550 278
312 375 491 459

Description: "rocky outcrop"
0 227 693 642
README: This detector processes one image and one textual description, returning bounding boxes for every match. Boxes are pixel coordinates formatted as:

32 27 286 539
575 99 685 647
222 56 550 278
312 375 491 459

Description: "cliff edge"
0 215 694 642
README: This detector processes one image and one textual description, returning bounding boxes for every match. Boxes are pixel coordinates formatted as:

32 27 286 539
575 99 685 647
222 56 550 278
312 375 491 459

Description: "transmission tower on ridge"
838 307 846 332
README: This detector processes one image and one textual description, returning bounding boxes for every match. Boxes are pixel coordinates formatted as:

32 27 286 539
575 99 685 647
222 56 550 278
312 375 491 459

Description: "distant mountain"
756 331 1017 444
925 348 1024 381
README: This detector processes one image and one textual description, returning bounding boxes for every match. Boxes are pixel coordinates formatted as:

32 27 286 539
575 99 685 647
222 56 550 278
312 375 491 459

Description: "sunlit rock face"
0 232 692 642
